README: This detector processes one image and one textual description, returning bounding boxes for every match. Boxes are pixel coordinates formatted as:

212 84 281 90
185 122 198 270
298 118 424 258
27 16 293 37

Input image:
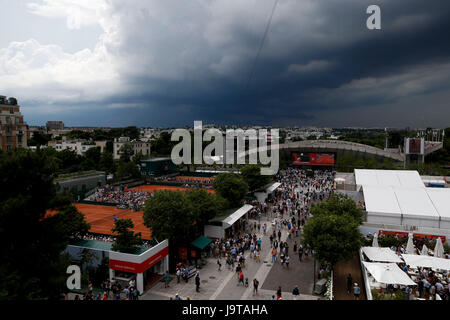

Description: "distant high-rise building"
0 95 29 151
46 120 65 131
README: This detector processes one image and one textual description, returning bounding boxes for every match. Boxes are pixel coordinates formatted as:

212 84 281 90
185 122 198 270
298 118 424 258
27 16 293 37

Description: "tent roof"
425 188 450 220
362 262 416 286
362 247 403 263
363 185 402 215
393 187 439 218
191 236 213 250
401 254 450 270
363 185 449 220
355 169 424 188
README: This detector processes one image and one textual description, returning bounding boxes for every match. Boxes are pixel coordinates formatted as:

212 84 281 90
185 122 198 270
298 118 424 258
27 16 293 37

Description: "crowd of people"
165 167 335 300
87 185 151 210
74 232 153 249
71 279 141 300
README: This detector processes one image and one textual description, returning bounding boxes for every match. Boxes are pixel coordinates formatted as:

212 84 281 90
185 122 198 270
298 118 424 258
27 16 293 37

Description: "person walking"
176 268 182 283
346 274 353 294
184 267 189 283
238 271 245 286
217 258 222 271
272 248 277 263
195 273 200 292
298 245 303 261
292 285 300 300
253 278 259 296
164 270 170 288
276 286 282 300
353 283 360 300
285 255 290 269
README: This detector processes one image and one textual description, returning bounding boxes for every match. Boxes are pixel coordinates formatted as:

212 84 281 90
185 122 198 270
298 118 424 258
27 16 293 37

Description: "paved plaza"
142 216 322 301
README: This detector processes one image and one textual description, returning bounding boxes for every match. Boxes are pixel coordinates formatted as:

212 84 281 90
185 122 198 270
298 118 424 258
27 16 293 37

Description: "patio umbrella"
406 233 415 254
362 262 416 286
420 244 429 256
434 237 444 258
372 232 379 248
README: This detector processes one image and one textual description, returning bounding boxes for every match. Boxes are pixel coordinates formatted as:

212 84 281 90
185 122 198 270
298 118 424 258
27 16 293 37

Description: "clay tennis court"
74 203 151 240
130 184 215 194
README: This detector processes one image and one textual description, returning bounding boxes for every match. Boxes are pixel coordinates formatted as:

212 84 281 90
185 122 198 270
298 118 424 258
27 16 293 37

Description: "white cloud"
27 0 108 30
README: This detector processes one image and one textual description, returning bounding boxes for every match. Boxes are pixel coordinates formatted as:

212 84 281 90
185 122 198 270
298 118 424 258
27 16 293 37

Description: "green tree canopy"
302 194 364 266
184 189 228 234
115 160 141 181
240 164 271 192
311 193 364 225
143 190 194 243
213 173 248 208
0 148 90 300
302 213 364 267
111 219 143 253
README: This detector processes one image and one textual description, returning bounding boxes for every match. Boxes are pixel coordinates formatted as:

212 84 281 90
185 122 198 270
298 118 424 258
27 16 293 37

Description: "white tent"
362 247 402 263
355 169 424 188
372 233 379 247
401 254 450 270
406 233 415 254
434 238 444 258
420 245 429 256
362 262 416 286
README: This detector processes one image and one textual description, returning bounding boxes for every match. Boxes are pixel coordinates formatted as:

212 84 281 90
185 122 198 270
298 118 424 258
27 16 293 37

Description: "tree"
119 144 135 162
99 151 115 174
143 191 194 244
115 160 141 181
28 132 51 147
302 213 364 267
0 149 90 300
240 164 271 192
151 132 176 156
84 147 101 167
184 189 228 235
213 173 248 208
302 194 364 266
111 219 143 253
311 193 364 225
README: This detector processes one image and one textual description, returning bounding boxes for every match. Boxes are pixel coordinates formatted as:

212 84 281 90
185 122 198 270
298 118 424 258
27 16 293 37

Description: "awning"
362 262 416 286
210 204 253 228
401 254 450 270
362 247 403 263
266 182 281 194
191 236 213 250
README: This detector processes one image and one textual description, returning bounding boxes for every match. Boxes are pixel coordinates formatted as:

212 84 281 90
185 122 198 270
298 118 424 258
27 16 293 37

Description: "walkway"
333 253 366 300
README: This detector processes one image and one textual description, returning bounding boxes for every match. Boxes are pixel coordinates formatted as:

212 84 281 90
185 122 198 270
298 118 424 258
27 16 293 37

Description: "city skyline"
1 1 450 128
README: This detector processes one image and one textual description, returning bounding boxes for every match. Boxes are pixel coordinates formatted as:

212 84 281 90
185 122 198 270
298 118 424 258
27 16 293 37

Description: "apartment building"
0 95 29 151
113 136 151 160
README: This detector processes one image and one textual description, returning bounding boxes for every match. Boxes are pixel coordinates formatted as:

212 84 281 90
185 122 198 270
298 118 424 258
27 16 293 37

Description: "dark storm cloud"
97 0 450 127
8 0 450 127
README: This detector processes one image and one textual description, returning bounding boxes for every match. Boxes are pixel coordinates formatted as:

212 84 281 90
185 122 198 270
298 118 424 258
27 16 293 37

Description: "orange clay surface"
73 203 151 240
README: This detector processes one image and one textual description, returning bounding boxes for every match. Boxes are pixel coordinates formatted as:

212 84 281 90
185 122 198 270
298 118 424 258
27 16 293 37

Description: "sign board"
405 138 424 155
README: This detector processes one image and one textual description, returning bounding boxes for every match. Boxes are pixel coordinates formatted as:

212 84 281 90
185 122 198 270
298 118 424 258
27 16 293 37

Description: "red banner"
379 230 446 242
110 246 169 273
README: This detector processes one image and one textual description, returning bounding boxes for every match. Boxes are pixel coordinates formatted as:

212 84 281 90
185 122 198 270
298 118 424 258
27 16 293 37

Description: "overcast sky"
1 0 449 128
